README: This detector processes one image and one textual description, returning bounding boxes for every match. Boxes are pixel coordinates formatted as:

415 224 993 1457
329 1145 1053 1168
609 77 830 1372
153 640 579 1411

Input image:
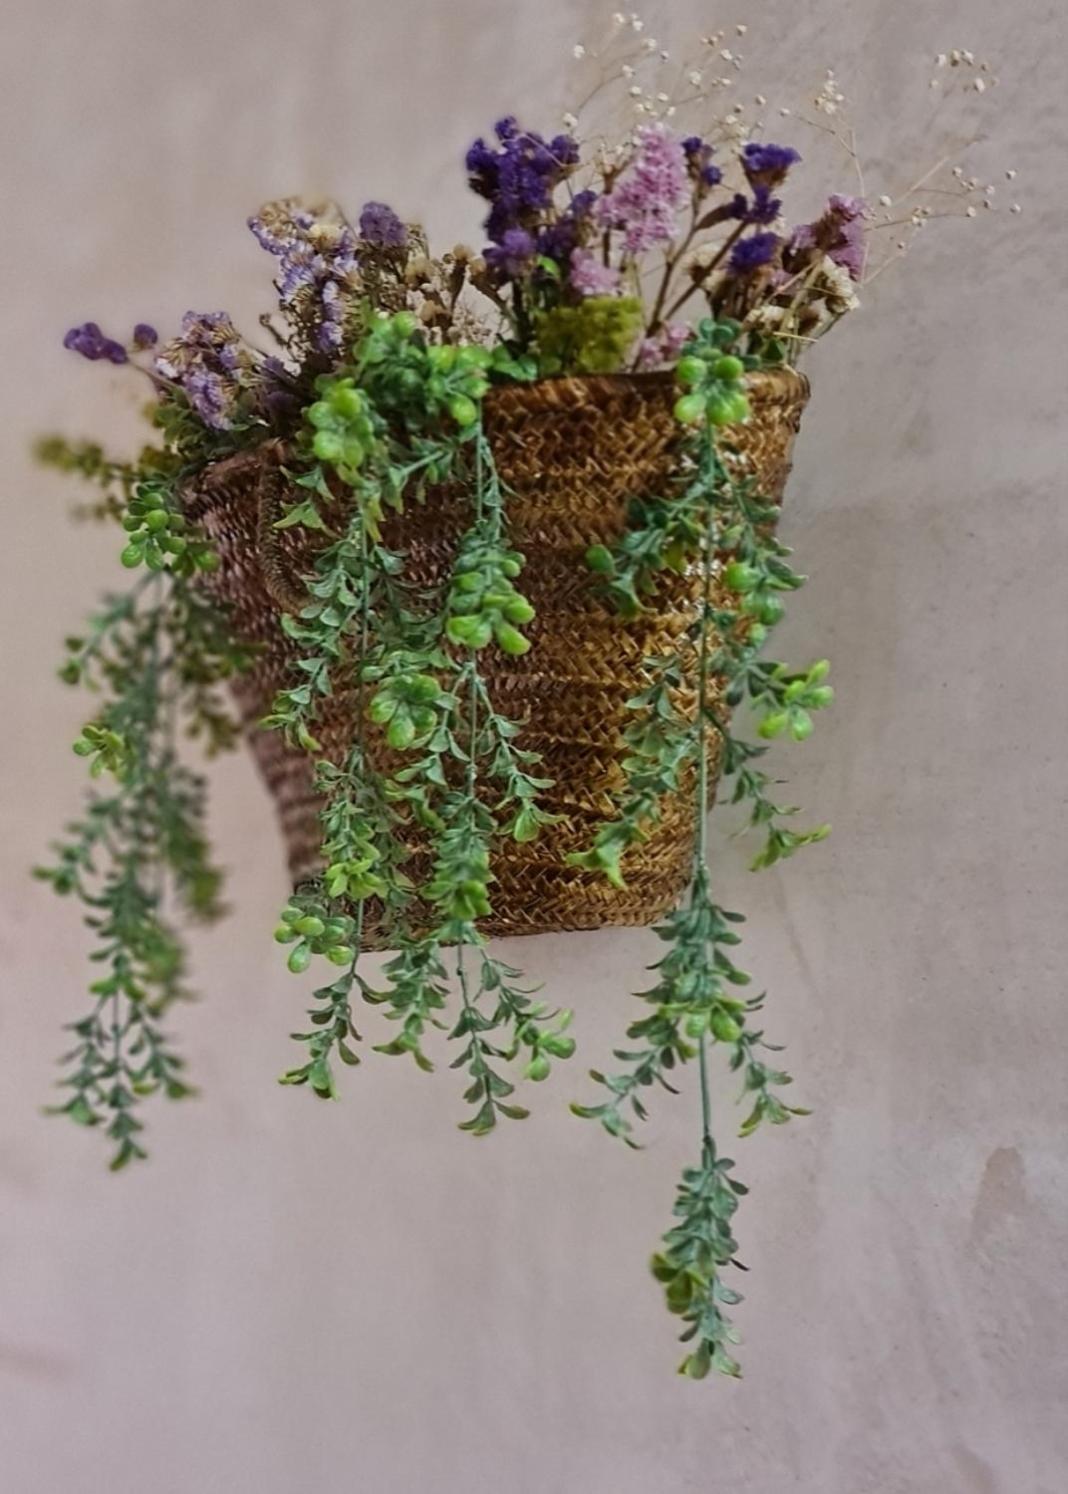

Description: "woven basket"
184 367 809 943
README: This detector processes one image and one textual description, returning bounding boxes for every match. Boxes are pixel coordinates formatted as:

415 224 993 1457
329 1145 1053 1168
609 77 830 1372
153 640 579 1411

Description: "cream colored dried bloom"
818 256 860 314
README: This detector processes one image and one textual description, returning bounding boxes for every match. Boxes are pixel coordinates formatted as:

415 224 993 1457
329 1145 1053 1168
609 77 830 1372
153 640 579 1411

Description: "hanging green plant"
37 22 1009 1375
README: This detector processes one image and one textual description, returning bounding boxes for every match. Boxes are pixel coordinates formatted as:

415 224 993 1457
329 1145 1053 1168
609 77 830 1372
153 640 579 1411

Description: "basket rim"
184 362 811 512
484 363 810 420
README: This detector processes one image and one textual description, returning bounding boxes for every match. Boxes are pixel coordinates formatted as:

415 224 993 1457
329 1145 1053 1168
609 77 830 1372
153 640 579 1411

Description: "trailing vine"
35 446 252 1167
264 315 574 1123
570 318 832 1376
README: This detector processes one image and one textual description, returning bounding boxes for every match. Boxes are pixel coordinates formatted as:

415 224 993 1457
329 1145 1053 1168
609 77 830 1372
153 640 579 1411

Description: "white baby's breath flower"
878 193 892 207
688 70 703 86
1010 203 1022 213
572 44 586 59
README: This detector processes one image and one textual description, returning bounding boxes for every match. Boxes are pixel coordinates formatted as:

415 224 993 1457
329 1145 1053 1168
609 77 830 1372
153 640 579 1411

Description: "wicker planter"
185 366 809 942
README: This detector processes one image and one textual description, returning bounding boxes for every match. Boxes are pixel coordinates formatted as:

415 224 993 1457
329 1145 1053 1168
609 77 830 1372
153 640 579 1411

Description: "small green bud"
723 561 758 593
312 430 344 463
502 595 536 625
758 711 789 740
495 622 531 656
585 544 615 574
386 714 417 750
120 542 143 568
287 943 312 974
675 355 707 388
448 394 478 427
710 1011 743 1043
673 393 705 425
713 354 745 381
332 384 364 419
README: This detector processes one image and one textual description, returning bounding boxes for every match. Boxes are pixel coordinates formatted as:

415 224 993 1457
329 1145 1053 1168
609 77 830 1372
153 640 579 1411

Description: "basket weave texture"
183 367 809 943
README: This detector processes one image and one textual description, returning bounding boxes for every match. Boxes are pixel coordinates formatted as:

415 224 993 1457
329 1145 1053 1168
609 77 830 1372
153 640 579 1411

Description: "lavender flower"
728 232 780 274
184 366 231 430
596 124 688 253
789 194 868 280
132 323 158 349
248 200 360 349
63 322 127 364
155 310 249 430
740 142 801 188
568 248 621 297
358 201 408 249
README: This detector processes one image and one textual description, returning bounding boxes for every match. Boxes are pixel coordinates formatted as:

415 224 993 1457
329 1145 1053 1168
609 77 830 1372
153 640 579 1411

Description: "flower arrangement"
37 15 1010 1379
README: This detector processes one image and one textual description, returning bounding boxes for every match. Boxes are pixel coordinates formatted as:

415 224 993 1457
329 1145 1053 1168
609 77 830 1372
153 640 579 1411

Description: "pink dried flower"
568 248 622 297
595 124 688 255
790 194 869 281
635 322 690 369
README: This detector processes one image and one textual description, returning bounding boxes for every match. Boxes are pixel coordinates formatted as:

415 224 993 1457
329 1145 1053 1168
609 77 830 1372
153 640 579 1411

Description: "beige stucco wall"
2 2 1066 1490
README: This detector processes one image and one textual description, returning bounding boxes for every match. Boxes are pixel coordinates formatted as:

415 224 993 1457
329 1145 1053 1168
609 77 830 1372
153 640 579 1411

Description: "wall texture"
2 2 1066 1490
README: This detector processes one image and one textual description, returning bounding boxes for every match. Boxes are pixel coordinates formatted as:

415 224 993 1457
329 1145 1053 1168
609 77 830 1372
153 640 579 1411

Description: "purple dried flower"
132 323 158 349
536 188 597 264
744 184 781 225
484 227 537 280
358 200 408 249
681 135 722 191
63 322 128 364
740 142 801 187
728 232 780 274
568 248 621 297
595 124 688 254
466 117 581 251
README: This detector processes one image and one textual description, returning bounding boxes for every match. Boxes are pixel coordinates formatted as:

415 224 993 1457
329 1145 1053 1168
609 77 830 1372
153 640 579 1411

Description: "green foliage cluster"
255 315 573 1126
39 307 831 1379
